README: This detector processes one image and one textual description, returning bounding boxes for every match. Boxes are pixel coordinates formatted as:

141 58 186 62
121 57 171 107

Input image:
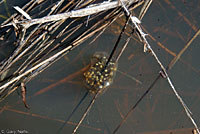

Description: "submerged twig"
113 1 200 133
74 91 100 134
1 0 196 134
21 82 29 109
167 28 200 70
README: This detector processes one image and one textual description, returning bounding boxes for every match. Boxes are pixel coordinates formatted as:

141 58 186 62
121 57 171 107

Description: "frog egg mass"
83 52 117 94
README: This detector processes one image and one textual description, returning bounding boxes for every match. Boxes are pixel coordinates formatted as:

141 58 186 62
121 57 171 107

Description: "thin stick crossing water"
112 1 200 133
58 91 89 133
104 15 130 68
73 90 101 134
0 1 198 133
113 75 161 134
72 15 131 133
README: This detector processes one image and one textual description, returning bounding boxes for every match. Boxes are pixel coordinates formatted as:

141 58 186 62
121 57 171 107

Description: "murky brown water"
0 0 200 134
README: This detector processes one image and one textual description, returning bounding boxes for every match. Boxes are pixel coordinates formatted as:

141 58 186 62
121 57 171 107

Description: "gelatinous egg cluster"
84 52 117 94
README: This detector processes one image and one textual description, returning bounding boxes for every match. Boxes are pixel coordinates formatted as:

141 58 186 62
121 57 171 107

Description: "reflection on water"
0 0 200 134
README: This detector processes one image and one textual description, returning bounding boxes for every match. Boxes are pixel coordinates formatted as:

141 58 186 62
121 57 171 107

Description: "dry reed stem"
116 1 200 133
1 0 139 28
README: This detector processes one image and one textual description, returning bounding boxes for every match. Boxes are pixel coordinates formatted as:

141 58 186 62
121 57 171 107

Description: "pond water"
0 0 200 134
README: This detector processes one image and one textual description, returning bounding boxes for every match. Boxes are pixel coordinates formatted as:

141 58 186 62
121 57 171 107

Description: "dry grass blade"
113 1 200 133
0 0 143 103
1 0 197 134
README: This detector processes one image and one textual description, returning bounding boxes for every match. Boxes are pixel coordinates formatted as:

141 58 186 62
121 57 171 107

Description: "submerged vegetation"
0 0 199 133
